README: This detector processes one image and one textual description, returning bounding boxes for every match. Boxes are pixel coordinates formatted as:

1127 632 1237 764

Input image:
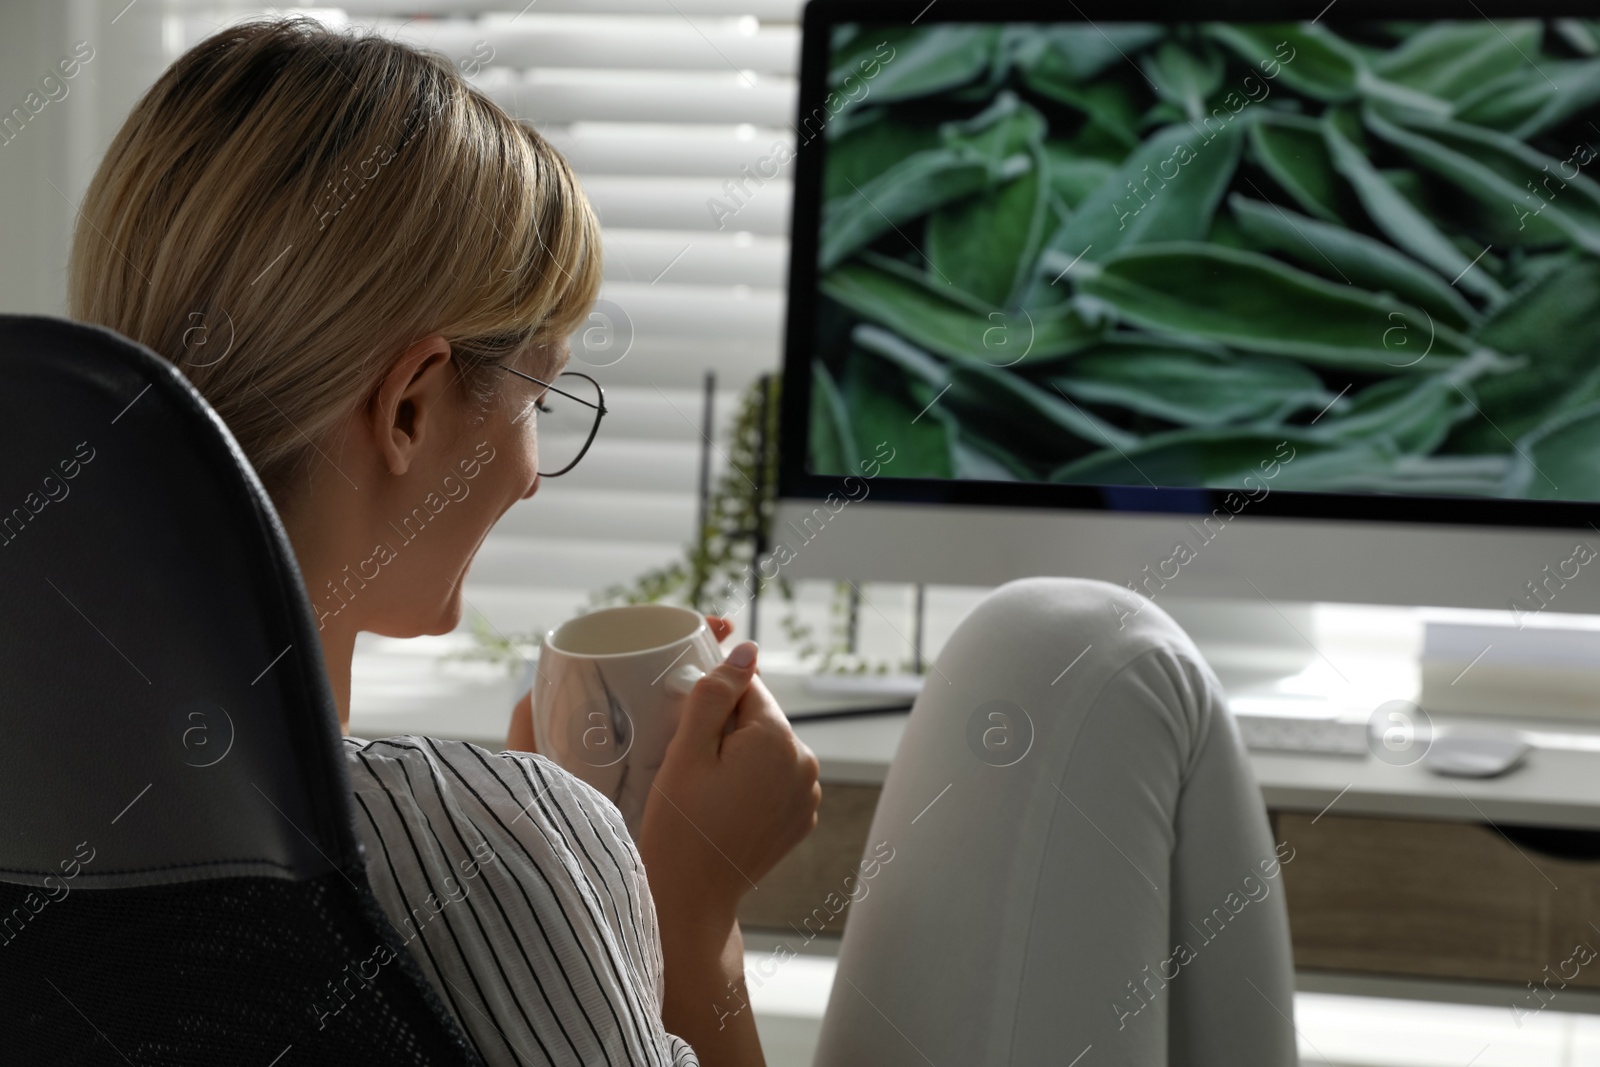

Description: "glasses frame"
500 366 607 477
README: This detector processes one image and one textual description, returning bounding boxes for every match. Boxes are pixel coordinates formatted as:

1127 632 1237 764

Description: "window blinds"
166 1 803 641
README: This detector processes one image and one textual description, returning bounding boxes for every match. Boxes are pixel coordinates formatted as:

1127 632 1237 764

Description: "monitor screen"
796 15 1600 513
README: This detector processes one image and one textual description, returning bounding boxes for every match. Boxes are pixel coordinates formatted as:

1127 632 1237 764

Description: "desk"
348 636 1600 1012
760 678 1600 1011
781 700 1600 830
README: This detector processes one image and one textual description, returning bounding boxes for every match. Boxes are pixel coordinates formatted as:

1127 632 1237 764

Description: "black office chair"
0 315 486 1066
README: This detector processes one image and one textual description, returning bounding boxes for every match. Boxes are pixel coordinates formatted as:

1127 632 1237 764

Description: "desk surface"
785 707 1600 830
347 633 1600 832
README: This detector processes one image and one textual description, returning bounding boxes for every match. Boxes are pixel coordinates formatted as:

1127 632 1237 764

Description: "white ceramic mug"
531 603 723 836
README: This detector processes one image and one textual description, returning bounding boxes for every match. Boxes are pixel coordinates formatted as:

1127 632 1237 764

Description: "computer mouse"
1423 729 1531 778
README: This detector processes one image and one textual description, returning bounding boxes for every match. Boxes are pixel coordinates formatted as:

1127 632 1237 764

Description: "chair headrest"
0 315 361 889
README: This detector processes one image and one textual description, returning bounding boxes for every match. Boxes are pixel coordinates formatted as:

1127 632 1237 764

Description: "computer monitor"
776 1 1600 617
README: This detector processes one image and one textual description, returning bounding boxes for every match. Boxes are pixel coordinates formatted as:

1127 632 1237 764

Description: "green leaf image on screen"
809 19 1600 501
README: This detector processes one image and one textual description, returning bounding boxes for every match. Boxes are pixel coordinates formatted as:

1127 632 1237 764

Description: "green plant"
591 375 904 673
453 375 909 675
597 374 782 614
812 20 1600 501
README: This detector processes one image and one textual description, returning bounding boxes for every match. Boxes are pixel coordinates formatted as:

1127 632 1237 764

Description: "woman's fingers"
703 618 761 675
641 636 820 911
730 672 787 733
670 641 758 757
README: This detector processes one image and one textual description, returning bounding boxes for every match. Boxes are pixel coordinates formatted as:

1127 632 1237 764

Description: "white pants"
812 578 1298 1066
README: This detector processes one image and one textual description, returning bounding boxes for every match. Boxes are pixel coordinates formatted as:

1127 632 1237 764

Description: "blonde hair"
66 15 602 508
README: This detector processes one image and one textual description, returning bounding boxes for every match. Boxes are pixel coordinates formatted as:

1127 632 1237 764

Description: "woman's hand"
638 640 818 1067
639 641 821 917
505 614 737 754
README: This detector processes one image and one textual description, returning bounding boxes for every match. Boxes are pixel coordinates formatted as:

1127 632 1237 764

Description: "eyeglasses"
500 366 607 477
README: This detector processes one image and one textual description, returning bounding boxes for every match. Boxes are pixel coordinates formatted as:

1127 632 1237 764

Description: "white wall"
0 0 166 316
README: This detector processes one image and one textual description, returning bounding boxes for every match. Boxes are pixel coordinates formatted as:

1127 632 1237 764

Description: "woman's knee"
915 578 1223 800
949 576 1191 664
925 578 1216 736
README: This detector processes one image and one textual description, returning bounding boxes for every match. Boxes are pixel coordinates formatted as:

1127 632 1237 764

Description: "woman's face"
312 336 569 641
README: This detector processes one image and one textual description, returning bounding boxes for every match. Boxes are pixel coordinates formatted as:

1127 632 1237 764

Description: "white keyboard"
1234 713 1369 757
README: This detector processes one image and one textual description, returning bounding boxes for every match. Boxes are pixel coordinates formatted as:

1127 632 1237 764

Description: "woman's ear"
369 333 456 477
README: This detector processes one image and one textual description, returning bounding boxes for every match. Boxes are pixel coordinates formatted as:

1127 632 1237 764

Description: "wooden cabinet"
1277 811 1600 993
740 783 1600 1002
737 784 880 938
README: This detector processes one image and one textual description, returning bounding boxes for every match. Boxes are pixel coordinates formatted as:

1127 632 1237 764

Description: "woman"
64 15 1296 1067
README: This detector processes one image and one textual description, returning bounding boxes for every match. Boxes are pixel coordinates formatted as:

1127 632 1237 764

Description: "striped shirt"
343 734 699 1067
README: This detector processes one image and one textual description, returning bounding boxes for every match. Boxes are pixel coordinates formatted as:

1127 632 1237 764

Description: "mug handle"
663 662 736 737
663 664 705 697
